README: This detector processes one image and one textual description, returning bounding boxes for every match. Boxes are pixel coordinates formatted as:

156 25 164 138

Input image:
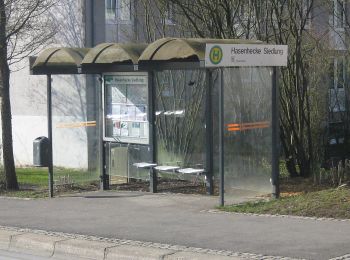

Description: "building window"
165 2 176 24
105 0 131 22
337 58 345 89
119 0 131 21
303 0 312 29
329 59 335 89
332 0 345 29
106 0 117 20
329 58 346 112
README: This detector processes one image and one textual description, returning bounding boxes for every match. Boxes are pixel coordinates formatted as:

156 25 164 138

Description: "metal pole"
272 67 280 199
47 75 54 198
148 72 157 193
149 167 157 193
99 75 108 190
205 70 214 195
219 69 225 206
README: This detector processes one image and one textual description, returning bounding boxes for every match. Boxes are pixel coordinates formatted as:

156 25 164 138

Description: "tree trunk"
0 76 18 190
0 0 18 190
280 125 298 177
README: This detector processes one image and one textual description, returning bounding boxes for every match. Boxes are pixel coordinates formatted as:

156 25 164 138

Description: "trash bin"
33 136 50 167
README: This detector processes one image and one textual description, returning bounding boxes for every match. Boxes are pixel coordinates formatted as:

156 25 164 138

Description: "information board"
104 74 149 144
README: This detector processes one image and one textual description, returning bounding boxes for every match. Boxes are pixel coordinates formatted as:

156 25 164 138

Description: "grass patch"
0 167 100 199
0 182 100 199
16 167 99 187
219 187 350 219
16 168 49 187
0 189 48 199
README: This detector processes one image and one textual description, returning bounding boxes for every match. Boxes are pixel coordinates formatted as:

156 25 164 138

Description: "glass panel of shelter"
227 67 272 203
212 67 273 203
51 74 101 187
154 70 206 169
103 73 151 185
105 142 151 185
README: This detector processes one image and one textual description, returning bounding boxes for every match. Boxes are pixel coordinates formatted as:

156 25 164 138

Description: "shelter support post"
99 76 108 190
272 67 280 198
100 144 108 190
219 69 225 206
148 72 157 193
205 71 214 195
149 167 157 193
47 75 54 198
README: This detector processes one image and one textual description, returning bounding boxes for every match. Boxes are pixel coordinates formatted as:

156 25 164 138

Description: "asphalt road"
0 191 349 260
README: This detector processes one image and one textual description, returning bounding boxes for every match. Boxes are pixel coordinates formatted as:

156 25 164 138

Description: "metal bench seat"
133 162 206 193
133 162 157 169
154 165 180 172
177 168 205 175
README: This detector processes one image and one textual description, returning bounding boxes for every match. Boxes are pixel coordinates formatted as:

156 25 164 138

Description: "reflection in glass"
213 68 273 202
154 70 206 169
52 74 101 186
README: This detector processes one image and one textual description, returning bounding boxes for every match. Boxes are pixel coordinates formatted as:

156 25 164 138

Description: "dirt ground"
2 174 340 199
110 176 336 198
110 178 210 195
279 177 339 197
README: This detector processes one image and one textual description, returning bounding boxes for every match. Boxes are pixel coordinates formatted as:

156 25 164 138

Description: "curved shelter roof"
81 43 147 73
139 38 261 66
30 38 264 74
31 47 90 75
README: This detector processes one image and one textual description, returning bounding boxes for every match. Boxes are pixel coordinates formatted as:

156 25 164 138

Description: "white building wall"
7 0 91 169
10 72 89 168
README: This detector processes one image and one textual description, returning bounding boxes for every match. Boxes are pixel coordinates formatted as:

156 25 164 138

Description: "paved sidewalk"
0 191 349 260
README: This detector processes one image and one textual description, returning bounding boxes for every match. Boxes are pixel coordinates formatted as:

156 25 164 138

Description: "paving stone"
106 244 176 260
54 238 116 260
164 251 244 260
0 230 22 250
9 233 66 257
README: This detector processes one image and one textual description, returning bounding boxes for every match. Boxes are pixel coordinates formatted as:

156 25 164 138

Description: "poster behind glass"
104 74 149 144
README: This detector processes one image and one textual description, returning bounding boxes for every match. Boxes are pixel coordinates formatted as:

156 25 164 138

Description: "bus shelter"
138 38 287 205
31 38 287 206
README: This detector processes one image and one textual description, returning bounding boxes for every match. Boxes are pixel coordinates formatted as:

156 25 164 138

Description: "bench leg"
149 167 157 193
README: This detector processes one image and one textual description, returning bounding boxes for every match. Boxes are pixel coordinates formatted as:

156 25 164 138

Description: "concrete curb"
0 226 308 260
0 229 244 260
9 233 68 257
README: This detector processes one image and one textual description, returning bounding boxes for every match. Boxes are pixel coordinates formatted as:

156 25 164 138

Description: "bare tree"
165 0 267 39
162 0 333 178
136 0 181 42
0 0 56 189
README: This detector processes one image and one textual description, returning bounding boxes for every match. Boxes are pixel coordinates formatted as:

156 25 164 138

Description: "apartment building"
312 0 350 159
6 0 178 175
